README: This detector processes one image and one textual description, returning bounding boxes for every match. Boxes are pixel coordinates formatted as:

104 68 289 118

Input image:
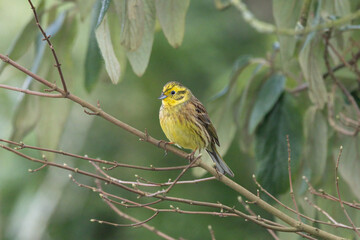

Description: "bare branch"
0 84 63 98
91 211 159 227
335 147 360 237
238 197 280 240
27 0 68 95
286 135 301 221
0 139 189 172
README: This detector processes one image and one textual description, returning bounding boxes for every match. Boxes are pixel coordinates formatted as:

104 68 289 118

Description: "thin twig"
208 225 216 240
238 197 280 240
304 197 342 226
28 0 68 95
94 180 177 240
28 162 48 173
230 0 360 36
323 50 360 79
164 156 201 193
0 84 63 98
324 32 360 119
335 146 360 237
255 174 358 231
327 86 357 136
91 211 159 227
0 139 189 172
286 135 301 222
303 175 360 211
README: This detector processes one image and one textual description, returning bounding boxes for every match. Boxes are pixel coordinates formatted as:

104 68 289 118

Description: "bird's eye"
171 90 176 95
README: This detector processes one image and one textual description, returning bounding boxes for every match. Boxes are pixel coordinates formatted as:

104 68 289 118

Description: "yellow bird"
158 81 234 177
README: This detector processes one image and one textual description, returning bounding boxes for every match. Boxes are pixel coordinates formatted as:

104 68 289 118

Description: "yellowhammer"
158 81 234 177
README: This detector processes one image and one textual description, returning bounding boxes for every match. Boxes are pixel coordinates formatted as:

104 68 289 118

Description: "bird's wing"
192 97 220 147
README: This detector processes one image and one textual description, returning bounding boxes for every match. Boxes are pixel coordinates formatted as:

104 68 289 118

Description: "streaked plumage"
158 81 234 177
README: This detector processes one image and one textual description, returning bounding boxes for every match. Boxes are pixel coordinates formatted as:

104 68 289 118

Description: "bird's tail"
206 145 234 177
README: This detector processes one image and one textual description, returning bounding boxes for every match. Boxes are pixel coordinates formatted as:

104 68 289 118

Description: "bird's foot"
187 148 198 162
158 140 175 156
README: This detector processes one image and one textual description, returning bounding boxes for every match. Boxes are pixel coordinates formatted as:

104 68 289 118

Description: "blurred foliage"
1 0 360 239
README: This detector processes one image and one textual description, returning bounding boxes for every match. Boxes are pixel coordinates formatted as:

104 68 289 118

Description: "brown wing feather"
191 97 220 147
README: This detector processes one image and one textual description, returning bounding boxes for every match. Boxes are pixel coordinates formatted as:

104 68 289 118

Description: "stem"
230 0 360 36
299 0 312 28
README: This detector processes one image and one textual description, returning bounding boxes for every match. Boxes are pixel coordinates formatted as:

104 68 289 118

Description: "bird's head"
158 81 192 106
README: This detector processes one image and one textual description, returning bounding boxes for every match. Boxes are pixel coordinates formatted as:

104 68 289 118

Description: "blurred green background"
1 0 360 239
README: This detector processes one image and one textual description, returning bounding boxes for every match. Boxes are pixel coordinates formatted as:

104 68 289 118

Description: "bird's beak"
158 92 167 100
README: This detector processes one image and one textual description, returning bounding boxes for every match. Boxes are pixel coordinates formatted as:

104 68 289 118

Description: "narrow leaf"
0 0 45 74
10 86 40 142
211 55 252 101
255 93 302 196
209 86 238 157
248 74 285 134
21 12 66 100
120 0 145 51
303 106 328 185
96 0 111 28
273 0 302 63
299 35 327 109
96 15 121 84
335 136 360 200
155 0 190 48
108 3 127 82
85 0 103 92
36 98 72 161
125 0 155 76
235 64 267 152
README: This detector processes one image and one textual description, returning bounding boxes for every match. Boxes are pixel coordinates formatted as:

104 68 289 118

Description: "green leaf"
108 3 127 82
248 74 285 134
96 0 111 28
209 86 238 157
52 13 79 73
125 0 156 76
303 106 328 185
21 11 66 97
120 0 145 51
323 0 351 17
335 135 360 200
96 15 122 84
85 0 103 92
0 0 45 75
75 0 97 20
235 64 268 152
10 86 40 142
155 0 190 48
273 0 302 63
323 0 352 54
36 98 72 161
9 10 68 142
299 35 327 109
255 93 302 196
211 55 252 101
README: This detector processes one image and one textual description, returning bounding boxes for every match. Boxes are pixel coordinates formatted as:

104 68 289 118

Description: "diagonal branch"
335 147 360 237
0 139 189 172
91 211 160 228
0 84 63 98
27 0 68 95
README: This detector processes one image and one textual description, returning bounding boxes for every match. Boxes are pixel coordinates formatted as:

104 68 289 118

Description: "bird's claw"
187 148 198 162
158 140 174 156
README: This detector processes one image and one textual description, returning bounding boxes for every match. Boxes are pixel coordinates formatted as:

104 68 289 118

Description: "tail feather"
206 147 234 177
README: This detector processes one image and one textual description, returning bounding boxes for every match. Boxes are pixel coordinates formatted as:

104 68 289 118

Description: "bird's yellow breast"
159 104 207 150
